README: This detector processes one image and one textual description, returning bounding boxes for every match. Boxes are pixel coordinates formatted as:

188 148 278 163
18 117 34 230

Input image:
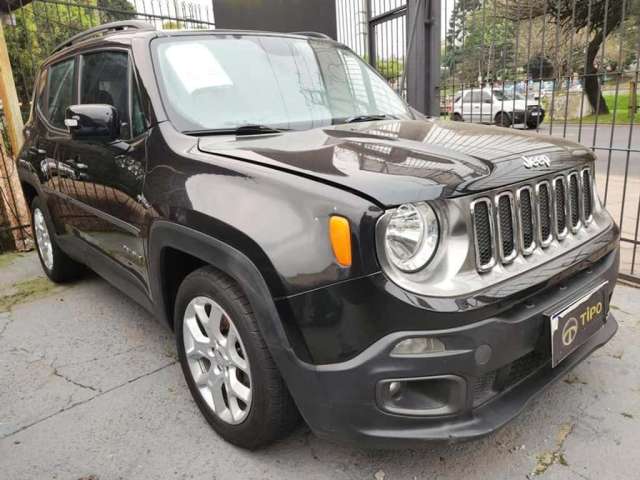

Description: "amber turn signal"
329 216 352 267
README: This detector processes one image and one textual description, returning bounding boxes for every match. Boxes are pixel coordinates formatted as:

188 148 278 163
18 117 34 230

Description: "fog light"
388 381 403 397
391 337 445 356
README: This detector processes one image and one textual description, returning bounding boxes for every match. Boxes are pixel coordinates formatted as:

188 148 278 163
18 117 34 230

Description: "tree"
97 0 136 23
504 0 630 114
5 0 138 111
442 0 516 87
526 54 554 81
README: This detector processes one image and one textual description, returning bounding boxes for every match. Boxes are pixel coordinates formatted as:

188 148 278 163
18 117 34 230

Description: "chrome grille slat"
581 168 593 225
471 198 496 272
516 186 536 255
553 176 568 240
495 192 517 263
536 181 553 248
568 172 582 232
471 168 593 272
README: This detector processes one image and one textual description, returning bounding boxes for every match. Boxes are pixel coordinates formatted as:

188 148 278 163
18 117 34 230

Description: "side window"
80 51 130 138
471 91 484 103
130 75 146 137
463 92 473 103
47 58 75 129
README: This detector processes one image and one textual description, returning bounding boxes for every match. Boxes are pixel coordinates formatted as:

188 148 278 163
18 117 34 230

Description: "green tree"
505 0 631 114
5 0 137 112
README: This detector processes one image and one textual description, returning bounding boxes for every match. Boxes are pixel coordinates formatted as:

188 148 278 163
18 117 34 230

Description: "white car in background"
451 88 545 128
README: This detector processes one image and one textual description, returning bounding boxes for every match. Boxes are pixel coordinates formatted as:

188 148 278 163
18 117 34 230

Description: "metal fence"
1 0 639 283
0 0 214 253
338 0 640 283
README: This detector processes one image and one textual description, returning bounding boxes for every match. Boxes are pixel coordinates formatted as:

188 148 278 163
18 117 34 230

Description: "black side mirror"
64 104 119 141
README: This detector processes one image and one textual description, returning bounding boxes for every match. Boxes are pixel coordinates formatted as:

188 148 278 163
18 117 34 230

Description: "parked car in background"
451 88 545 128
18 21 619 449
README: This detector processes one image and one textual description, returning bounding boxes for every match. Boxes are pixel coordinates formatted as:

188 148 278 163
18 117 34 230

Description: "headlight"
384 202 439 272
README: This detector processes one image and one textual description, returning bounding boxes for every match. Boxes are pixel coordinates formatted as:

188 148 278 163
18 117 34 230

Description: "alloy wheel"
182 296 252 425
33 207 54 270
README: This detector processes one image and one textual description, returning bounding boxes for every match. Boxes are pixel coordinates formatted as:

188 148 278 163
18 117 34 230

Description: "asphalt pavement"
1 252 639 480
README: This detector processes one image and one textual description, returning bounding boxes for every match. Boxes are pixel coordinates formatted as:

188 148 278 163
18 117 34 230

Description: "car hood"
197 118 593 206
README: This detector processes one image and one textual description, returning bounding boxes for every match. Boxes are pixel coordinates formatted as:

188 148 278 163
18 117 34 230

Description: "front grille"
471 198 495 271
568 172 581 230
582 169 593 222
537 182 552 246
471 167 595 272
517 187 535 253
553 176 568 238
496 193 516 262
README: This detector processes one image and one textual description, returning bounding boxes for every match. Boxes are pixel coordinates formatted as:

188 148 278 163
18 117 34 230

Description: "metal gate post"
406 0 440 116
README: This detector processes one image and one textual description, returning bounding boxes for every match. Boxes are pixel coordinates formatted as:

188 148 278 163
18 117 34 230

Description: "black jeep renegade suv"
18 21 620 449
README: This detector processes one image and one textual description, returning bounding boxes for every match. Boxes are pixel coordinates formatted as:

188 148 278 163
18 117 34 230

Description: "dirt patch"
0 252 25 269
0 277 58 312
531 423 574 476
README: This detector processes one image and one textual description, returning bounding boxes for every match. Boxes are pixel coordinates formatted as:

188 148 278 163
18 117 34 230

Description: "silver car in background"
451 88 545 128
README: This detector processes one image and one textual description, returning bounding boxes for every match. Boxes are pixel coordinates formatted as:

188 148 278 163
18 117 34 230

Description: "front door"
62 50 149 283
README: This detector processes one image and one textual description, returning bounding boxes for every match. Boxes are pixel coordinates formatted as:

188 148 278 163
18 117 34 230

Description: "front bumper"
513 108 545 125
276 236 619 447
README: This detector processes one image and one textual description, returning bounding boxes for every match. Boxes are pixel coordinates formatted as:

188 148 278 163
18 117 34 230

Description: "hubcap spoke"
227 370 251 404
182 296 252 425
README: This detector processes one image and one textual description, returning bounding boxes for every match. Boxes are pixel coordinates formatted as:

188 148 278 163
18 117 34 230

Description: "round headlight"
384 202 439 272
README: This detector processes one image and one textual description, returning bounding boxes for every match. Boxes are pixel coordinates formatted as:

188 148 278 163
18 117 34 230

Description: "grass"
552 93 637 124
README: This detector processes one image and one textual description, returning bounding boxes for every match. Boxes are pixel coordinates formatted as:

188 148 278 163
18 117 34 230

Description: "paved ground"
1 252 639 480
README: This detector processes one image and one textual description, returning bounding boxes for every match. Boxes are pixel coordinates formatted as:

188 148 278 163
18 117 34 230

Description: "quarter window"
47 58 75 129
80 51 130 138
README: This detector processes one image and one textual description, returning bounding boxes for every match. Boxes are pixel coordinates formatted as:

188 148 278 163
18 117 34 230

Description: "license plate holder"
549 282 608 368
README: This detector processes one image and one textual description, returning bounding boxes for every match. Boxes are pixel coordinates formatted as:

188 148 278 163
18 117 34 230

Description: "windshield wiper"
184 124 289 136
343 114 397 124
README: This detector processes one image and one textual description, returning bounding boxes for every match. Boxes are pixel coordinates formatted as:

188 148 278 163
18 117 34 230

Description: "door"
461 91 479 122
62 50 149 282
36 57 80 234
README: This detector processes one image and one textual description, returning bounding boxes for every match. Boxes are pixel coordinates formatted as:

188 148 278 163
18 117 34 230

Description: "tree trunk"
584 31 609 115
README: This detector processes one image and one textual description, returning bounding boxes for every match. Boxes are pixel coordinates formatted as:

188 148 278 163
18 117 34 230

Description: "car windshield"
493 90 525 101
152 35 411 133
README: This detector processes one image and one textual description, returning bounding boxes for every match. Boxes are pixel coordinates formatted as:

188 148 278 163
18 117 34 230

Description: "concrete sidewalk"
0 252 638 480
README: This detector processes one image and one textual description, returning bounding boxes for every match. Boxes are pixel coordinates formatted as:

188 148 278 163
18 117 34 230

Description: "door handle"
67 158 88 170
29 146 46 155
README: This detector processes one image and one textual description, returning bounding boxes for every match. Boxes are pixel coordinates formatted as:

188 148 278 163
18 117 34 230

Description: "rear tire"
495 112 512 127
175 266 299 449
31 196 83 283
451 112 463 121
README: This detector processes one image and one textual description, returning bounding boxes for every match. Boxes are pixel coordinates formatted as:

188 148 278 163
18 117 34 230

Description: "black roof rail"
291 31 333 40
52 20 155 54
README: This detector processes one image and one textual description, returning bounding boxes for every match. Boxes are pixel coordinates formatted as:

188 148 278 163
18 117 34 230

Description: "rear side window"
47 58 75 129
80 51 130 138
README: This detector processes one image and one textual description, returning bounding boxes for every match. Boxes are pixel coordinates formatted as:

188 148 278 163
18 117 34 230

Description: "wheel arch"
148 220 294 355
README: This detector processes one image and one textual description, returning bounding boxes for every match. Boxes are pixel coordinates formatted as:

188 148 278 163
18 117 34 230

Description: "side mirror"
64 104 119 141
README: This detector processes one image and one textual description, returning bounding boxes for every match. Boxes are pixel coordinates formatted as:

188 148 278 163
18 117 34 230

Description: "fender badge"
522 154 551 169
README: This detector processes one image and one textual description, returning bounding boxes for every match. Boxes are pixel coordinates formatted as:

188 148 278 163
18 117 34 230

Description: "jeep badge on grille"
522 154 551 169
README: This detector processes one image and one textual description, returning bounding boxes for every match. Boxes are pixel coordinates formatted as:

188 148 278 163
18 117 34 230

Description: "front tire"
31 196 83 283
175 266 299 449
495 112 512 127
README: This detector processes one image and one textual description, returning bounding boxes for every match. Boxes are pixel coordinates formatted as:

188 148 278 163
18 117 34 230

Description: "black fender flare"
147 220 328 424
148 220 293 357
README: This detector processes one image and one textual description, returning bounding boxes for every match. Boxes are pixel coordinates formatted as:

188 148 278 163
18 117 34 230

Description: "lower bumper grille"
472 350 549 407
